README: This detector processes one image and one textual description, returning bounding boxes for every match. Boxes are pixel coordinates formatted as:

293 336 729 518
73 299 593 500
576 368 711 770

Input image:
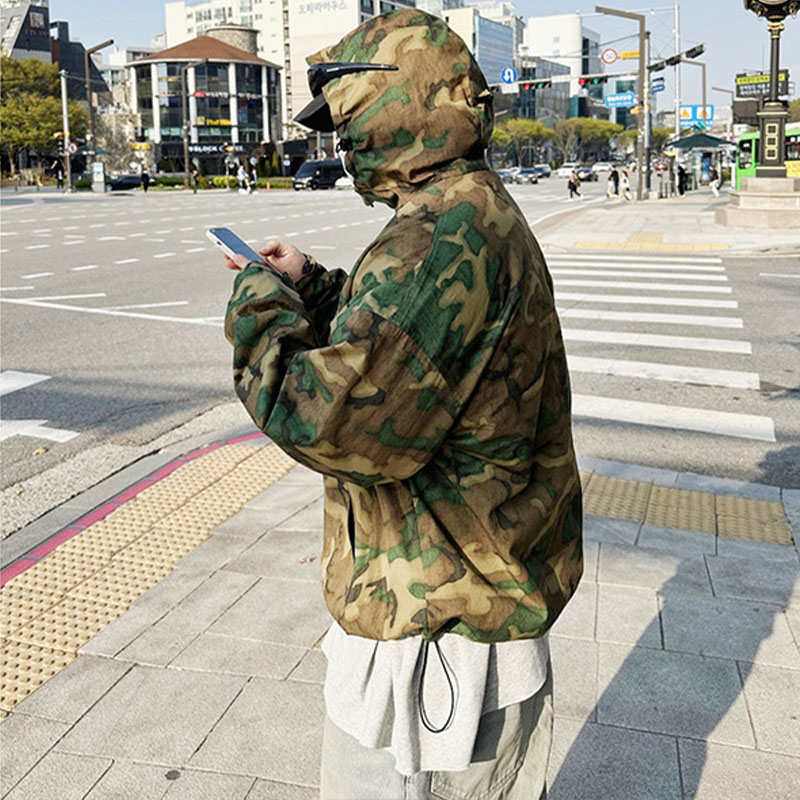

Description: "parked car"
576 165 598 183
534 163 552 178
292 158 347 190
556 161 580 179
334 174 354 190
514 168 540 185
591 162 615 175
108 173 142 191
496 168 516 183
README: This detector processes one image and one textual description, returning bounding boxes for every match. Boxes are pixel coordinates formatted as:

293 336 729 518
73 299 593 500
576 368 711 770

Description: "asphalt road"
2 178 798 526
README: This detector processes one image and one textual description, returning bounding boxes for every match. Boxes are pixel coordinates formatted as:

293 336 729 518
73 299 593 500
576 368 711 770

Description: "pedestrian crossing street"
546 252 776 444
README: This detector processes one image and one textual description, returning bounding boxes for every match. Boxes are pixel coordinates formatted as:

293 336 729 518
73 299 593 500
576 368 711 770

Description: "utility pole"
674 3 681 137
645 31 652 196
84 38 113 190
596 6 647 201
712 86 735 138
60 69 72 193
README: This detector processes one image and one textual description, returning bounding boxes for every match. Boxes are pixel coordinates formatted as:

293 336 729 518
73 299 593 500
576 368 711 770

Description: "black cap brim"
294 94 335 132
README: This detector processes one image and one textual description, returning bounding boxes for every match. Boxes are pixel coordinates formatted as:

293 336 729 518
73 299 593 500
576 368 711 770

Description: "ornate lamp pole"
744 1 799 178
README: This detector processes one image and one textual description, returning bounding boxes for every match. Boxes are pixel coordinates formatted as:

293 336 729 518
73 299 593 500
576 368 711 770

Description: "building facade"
524 13 603 117
163 0 415 142
465 1 523 69
50 20 112 103
1 0 50 62
444 6 514 87
513 55 570 125
129 31 281 172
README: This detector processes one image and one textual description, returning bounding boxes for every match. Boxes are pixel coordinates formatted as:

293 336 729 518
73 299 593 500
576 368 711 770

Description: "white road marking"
554 280 732 294
562 328 751 354
26 293 106 301
572 394 775 442
63 240 83 246
548 253 723 265
555 292 738 309
63 226 79 230
127 233 147 238
550 269 728 282
557 308 743 329
759 273 800 278
154 229 171 234
89 223 105 228
0 286 34 291
0 297 220 326
32 228 51 233
20 272 54 279
180 239 202 244
71 265 98 272
308 245 336 250
152 252 176 259
0 370 49 397
185 247 206 253
0 232 18 236
0 419 80 443
568 356 760 390
113 221 131 226
548 260 725 273
107 301 188 310
114 258 139 264
24 244 50 250
98 236 125 241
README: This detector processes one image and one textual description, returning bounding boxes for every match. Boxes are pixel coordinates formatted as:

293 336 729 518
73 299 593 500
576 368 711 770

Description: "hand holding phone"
211 228 309 282
207 227 265 266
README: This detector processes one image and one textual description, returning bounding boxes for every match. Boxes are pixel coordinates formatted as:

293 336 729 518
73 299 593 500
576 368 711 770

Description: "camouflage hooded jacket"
225 9 582 644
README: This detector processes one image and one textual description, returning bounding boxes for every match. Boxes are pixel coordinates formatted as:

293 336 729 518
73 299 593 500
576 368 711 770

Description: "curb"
0 423 261 572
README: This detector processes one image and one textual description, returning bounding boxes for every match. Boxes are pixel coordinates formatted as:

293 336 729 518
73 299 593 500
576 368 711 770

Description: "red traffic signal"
579 76 609 87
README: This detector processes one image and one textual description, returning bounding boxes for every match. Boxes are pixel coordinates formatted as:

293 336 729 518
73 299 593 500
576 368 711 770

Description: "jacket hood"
306 9 494 208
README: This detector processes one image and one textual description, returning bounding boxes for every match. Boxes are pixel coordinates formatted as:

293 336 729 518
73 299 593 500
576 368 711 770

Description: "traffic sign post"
679 104 715 129
652 77 666 94
601 48 619 65
605 92 637 108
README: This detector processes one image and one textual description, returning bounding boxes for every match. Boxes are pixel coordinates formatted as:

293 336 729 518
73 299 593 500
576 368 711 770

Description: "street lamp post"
596 6 647 201
712 86 735 138
181 59 208 188
84 39 114 164
744 1 798 178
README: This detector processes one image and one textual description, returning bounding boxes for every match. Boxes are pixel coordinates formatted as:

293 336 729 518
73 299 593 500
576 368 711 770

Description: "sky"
50 0 800 113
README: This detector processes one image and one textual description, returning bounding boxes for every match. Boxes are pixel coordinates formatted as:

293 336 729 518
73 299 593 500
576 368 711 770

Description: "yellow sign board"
620 50 640 60
130 143 151 151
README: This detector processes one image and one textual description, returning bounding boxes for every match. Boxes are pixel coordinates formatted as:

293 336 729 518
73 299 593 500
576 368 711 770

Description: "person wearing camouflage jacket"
224 8 582 797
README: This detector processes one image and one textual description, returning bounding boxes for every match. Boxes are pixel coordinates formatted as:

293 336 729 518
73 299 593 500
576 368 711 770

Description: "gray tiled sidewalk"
2 464 799 800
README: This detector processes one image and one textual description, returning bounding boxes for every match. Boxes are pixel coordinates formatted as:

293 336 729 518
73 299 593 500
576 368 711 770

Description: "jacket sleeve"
224 263 464 486
292 254 349 343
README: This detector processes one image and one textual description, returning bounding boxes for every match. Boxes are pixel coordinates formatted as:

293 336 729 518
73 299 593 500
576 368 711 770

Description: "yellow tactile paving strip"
0 441 297 715
575 231 731 252
582 473 792 545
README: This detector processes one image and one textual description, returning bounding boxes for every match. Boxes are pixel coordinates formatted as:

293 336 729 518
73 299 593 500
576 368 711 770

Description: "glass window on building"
360 0 373 14
136 65 154 135
241 0 253 10
159 94 183 141
236 63 262 95
195 63 229 94
157 62 183 96
238 97 263 141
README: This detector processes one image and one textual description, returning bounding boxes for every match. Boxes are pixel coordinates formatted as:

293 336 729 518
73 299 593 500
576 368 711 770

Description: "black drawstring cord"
418 639 457 734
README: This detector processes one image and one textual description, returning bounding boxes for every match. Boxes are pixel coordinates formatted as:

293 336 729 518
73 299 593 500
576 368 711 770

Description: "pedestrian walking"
141 169 150 193
250 166 259 194
568 169 581 199
236 163 251 194
620 169 632 201
610 165 620 196
222 10 581 800
709 164 721 197
677 162 687 196
191 166 199 194
52 160 65 190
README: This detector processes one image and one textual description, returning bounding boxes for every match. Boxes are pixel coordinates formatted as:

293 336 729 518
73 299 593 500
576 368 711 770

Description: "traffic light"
521 79 552 91
685 43 705 59
579 76 609 87
649 60 667 73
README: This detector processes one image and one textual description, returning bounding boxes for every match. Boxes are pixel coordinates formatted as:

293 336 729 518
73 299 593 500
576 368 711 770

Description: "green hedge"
74 177 92 190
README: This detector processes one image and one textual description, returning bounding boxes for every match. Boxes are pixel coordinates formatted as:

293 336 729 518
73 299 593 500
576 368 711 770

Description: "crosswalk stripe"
572 394 775 442
547 260 725 273
557 308 743 329
547 253 723 265
562 328 751 354
555 292 738 309
568 356 760 389
554 280 731 294
550 269 728 281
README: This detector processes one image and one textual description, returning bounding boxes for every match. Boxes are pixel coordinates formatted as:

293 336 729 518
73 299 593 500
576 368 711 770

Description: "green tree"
0 55 86 175
788 98 800 123
499 118 554 166
271 150 279 176
651 126 673 151
572 118 623 161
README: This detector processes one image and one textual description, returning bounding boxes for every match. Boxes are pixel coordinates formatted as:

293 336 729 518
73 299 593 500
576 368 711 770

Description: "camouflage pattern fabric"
225 8 582 643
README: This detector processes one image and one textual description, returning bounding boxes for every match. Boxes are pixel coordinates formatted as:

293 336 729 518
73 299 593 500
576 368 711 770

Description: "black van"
292 158 347 190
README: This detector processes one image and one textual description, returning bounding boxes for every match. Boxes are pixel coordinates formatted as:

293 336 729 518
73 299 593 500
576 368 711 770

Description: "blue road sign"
605 92 636 109
501 67 518 84
679 104 715 129
652 83 666 93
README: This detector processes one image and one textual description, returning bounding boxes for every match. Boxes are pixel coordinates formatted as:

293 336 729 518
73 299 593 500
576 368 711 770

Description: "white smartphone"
206 227 265 264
